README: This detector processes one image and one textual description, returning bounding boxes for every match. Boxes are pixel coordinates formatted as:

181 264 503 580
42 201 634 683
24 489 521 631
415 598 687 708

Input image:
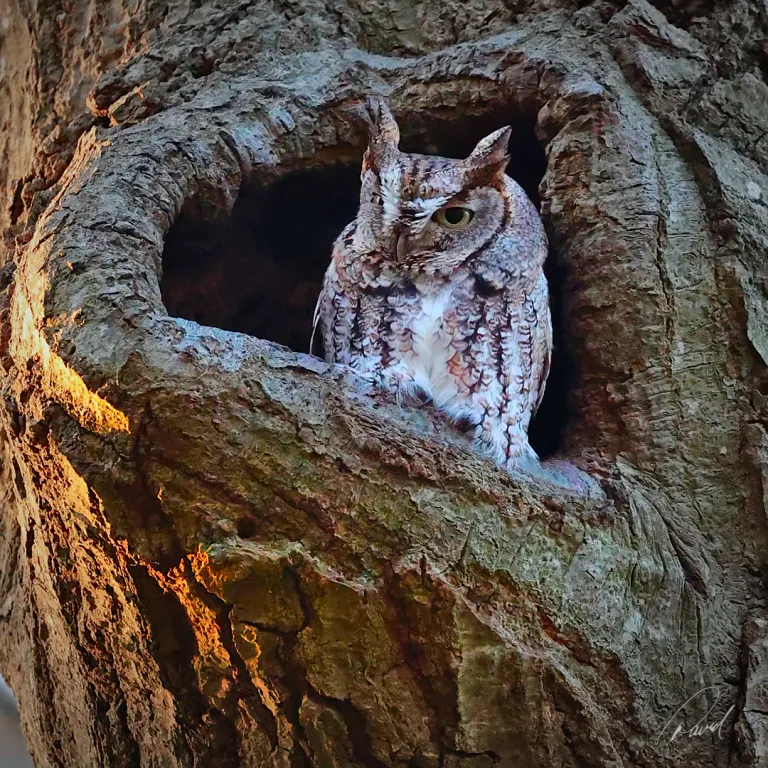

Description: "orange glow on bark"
147 555 233 705
12 277 130 435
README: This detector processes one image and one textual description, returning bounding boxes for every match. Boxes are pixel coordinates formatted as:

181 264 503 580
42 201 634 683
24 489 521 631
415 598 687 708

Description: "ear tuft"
362 98 400 176
466 126 512 175
365 97 400 147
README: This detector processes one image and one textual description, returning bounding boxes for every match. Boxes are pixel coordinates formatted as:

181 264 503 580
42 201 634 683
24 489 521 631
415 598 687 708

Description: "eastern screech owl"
313 103 552 471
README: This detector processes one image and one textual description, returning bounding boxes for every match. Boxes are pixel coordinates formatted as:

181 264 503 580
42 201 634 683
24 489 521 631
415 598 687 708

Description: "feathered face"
352 102 513 274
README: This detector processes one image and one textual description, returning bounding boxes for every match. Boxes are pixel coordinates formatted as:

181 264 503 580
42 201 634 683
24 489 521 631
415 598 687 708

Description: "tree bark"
1 0 767 766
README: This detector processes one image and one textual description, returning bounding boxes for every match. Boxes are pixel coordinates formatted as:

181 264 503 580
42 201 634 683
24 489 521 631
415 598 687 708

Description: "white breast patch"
404 286 459 408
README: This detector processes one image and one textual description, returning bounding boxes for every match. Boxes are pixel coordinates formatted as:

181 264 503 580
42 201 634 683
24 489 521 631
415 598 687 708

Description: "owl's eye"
433 207 474 229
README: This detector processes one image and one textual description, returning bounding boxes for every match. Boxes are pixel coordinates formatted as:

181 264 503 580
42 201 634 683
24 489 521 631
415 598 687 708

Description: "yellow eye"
433 206 474 229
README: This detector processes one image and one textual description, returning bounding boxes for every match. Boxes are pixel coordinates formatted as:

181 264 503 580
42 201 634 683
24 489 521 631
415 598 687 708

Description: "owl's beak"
392 224 408 263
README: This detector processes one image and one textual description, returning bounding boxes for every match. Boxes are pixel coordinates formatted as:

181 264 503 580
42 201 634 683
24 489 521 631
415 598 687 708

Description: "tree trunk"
1 0 767 766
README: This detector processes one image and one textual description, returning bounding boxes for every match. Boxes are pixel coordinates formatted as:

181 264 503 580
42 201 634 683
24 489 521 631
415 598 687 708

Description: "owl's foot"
352 365 419 408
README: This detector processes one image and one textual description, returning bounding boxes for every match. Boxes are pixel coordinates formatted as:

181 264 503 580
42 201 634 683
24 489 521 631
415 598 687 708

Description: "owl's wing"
314 227 367 365
314 257 352 364
473 253 552 420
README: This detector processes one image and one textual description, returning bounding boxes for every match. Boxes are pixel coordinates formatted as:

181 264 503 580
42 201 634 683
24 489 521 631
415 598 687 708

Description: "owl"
313 102 552 471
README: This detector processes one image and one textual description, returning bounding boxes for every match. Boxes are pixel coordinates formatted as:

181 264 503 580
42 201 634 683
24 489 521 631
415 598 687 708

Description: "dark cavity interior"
161 114 571 458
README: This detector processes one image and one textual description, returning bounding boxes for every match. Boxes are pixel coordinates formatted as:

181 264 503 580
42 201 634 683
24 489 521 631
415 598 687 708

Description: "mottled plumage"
313 102 552 470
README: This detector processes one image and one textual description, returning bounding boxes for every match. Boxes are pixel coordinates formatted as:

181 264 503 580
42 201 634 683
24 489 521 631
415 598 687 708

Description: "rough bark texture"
1 1 768 766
